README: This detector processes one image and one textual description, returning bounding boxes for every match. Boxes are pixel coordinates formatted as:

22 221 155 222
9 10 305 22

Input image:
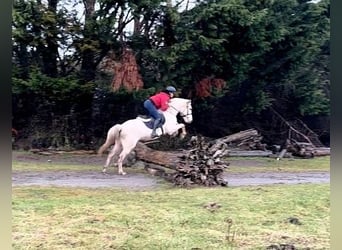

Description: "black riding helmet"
166 86 176 93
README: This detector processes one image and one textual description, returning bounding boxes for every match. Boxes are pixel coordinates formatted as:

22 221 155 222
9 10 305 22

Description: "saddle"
137 114 166 130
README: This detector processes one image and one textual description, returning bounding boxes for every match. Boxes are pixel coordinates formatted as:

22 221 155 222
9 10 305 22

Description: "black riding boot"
151 118 161 138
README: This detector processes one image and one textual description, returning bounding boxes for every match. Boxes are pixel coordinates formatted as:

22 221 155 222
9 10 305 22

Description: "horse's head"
169 98 193 123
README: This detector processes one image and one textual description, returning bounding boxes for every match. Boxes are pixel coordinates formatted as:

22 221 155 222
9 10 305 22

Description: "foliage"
12 0 78 78
192 77 226 98
12 70 94 149
135 0 329 116
11 0 330 148
111 48 144 92
13 69 92 110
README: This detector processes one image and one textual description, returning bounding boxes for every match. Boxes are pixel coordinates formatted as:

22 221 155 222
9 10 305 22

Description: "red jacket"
150 92 171 111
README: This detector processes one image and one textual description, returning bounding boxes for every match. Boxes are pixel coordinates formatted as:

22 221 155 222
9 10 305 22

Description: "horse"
98 98 193 175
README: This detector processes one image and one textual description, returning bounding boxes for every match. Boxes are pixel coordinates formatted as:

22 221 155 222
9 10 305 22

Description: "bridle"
169 102 192 119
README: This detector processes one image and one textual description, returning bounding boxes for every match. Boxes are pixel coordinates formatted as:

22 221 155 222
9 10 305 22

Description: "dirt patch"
12 151 330 189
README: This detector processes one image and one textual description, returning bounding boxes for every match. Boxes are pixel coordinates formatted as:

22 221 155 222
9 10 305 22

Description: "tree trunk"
80 0 97 82
313 147 330 156
135 137 229 187
227 150 273 157
42 0 58 77
134 142 181 169
208 129 260 153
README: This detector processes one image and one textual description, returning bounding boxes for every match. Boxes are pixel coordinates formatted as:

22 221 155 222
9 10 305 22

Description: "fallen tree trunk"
227 150 273 157
135 137 228 186
285 140 330 158
212 128 259 145
208 129 264 154
313 147 330 156
134 142 181 169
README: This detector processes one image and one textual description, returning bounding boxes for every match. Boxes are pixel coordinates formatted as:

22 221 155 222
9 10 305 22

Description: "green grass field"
13 184 330 249
227 156 330 173
12 155 330 249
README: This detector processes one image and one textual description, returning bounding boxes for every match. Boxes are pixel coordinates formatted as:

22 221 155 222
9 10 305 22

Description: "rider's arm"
159 98 169 111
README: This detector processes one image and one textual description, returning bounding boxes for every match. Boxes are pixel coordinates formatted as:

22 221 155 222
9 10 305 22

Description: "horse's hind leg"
117 139 137 175
103 143 122 173
117 150 130 175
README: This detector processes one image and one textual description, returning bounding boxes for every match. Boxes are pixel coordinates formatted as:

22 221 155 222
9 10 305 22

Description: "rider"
143 86 177 138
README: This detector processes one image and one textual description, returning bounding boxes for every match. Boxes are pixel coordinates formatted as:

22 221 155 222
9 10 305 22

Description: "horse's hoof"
119 172 127 175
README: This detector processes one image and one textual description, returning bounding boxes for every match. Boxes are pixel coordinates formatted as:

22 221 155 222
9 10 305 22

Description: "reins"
168 102 192 118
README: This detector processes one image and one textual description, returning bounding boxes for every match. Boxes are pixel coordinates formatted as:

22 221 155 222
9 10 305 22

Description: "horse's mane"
170 97 190 103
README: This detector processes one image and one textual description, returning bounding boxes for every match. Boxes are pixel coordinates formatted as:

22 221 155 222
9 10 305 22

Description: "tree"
12 0 81 78
77 0 165 83
140 0 329 116
11 0 330 148
12 0 60 77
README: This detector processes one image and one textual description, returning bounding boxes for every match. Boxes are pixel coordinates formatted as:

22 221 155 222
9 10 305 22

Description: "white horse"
98 98 193 175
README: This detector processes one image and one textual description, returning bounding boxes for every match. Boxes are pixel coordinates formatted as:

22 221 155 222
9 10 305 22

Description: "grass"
13 184 330 249
226 156 330 173
12 153 330 249
12 162 98 172
12 155 330 174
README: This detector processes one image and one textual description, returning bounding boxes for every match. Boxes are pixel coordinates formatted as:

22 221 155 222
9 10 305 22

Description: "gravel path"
12 170 330 189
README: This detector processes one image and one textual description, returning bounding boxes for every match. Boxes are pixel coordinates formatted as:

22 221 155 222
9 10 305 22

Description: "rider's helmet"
166 86 177 93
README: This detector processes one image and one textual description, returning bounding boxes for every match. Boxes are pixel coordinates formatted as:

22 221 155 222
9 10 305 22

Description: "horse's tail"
97 124 122 155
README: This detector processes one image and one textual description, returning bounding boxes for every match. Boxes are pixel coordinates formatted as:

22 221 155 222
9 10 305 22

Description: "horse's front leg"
179 124 186 139
167 123 186 139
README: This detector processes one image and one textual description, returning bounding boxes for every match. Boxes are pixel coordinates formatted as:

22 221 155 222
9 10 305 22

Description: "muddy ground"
12 151 330 189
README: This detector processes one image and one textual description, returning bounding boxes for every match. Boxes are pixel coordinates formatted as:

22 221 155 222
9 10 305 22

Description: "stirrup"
151 131 159 138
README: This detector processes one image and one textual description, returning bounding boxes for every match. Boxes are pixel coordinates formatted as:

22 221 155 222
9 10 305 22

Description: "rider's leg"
151 117 162 138
144 99 157 117
144 99 162 137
